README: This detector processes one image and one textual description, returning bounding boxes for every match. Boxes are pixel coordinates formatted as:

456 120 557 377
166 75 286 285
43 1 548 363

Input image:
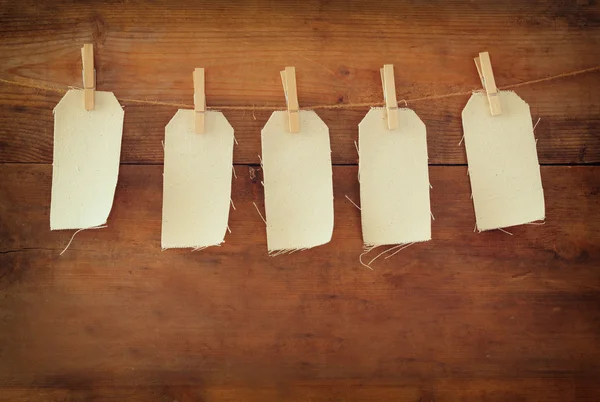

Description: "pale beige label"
161 110 234 249
462 91 545 231
359 108 431 246
50 90 124 230
261 111 334 252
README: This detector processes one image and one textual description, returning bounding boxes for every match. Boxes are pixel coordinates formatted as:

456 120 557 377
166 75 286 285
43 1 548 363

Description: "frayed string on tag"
384 242 416 260
268 247 308 257
359 246 376 270
345 195 361 210
252 201 266 224
359 242 416 270
192 244 222 252
60 225 107 255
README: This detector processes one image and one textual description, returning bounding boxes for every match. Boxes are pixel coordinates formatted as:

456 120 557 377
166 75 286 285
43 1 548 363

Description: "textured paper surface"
462 91 545 231
261 111 334 252
359 108 431 246
50 90 124 230
161 110 234 249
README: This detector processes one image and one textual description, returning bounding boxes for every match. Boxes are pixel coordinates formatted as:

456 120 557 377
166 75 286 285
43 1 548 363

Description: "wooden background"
1 1 599 400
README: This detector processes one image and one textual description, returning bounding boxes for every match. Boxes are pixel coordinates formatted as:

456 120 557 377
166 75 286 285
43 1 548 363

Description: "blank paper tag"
161 110 234 249
359 108 431 246
261 111 334 252
462 91 545 231
50 90 124 230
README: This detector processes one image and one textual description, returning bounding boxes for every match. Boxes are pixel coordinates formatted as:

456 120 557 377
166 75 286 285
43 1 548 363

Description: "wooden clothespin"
193 68 205 134
81 44 95 111
474 52 502 116
380 64 399 129
280 66 300 133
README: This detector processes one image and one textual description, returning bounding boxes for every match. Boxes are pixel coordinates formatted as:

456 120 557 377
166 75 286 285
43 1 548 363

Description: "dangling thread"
498 228 513 236
359 245 377 270
368 244 406 266
252 201 266 224
384 242 416 259
345 195 361 210
60 225 107 255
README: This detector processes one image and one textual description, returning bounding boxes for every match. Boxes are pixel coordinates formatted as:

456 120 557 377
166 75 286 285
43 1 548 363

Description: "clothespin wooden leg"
280 66 300 133
81 44 95 111
194 68 205 134
474 52 502 116
381 64 399 130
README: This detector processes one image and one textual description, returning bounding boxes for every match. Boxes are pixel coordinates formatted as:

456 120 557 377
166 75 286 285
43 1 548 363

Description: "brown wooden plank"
0 378 593 402
1 164 599 398
0 0 599 164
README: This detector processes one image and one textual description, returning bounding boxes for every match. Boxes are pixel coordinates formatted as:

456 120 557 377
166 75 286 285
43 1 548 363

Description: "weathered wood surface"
1 0 600 400
0 0 599 165
1 165 599 401
0 379 595 402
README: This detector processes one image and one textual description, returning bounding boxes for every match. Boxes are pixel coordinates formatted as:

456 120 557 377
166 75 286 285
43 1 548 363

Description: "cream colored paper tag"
50 90 124 230
359 108 431 246
462 91 545 231
161 110 234 249
261 111 334 252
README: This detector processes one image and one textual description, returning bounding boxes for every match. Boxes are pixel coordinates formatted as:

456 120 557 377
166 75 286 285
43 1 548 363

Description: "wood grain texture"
0 0 599 164
1 0 600 400
0 379 594 402
1 164 599 400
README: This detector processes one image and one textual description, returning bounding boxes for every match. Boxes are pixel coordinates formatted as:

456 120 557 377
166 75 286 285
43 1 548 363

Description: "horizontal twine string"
0 65 598 111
